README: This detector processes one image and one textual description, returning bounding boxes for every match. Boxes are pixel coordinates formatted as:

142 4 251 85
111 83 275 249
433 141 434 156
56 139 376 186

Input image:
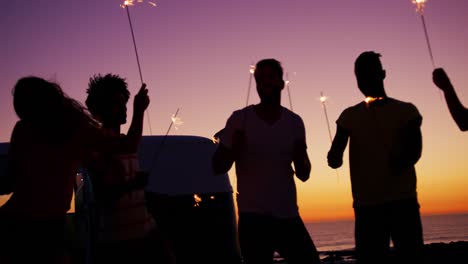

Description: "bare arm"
433 68 468 131
212 130 244 175
327 124 349 169
121 84 150 152
293 140 311 182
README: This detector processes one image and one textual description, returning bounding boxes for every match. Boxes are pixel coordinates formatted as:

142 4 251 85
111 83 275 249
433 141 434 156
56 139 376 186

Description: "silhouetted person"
85 74 173 263
213 59 321 264
432 68 468 131
328 51 424 264
0 77 103 263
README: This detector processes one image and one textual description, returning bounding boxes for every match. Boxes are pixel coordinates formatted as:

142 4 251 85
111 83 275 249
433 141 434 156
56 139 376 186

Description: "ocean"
305 213 468 252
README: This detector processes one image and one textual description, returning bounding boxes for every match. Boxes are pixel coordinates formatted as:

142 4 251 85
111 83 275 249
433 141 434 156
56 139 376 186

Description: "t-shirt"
220 105 307 218
337 98 422 207
91 132 155 243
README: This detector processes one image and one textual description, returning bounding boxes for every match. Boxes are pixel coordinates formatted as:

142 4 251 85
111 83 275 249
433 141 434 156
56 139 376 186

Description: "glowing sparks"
320 95 328 103
364 96 385 104
412 0 427 14
121 0 157 8
194 194 202 207
249 65 256 74
171 114 184 130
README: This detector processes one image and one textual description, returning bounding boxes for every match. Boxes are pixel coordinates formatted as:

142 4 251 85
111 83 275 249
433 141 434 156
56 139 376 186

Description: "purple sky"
2 0 468 220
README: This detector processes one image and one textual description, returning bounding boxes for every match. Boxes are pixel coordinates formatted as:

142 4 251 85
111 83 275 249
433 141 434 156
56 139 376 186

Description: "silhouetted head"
13 77 65 121
86 74 130 127
254 59 285 104
12 76 96 142
354 51 386 98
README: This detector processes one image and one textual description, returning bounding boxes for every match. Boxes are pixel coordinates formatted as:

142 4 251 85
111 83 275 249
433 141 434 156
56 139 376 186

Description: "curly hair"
86 73 130 119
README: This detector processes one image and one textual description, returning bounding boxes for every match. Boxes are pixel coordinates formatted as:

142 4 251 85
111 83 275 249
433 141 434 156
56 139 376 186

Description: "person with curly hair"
85 73 174 263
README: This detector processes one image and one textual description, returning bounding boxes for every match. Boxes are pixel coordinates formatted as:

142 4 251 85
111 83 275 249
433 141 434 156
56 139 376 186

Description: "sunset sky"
1 0 467 221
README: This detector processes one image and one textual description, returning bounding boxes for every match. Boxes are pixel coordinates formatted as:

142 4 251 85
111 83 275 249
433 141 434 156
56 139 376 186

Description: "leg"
354 205 391 264
238 213 275 264
274 215 321 264
390 198 424 264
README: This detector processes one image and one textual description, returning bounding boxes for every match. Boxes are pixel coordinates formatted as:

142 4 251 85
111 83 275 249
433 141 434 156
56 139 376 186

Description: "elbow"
458 123 468 132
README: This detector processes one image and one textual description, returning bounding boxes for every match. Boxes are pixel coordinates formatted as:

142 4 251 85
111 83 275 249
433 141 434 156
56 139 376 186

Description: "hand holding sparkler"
134 83 150 114
320 92 341 181
121 0 156 134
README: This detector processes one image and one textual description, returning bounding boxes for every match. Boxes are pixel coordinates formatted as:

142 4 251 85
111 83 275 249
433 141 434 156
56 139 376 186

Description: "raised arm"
433 68 468 131
327 124 349 169
121 83 150 152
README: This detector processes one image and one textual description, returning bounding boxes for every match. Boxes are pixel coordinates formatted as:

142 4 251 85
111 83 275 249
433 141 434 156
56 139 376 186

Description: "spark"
249 65 256 74
121 0 157 8
412 0 427 14
194 194 202 207
364 96 385 105
171 114 184 130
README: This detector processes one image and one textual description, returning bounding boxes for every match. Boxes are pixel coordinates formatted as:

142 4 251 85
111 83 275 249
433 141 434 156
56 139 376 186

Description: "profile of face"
255 65 284 103
102 91 127 126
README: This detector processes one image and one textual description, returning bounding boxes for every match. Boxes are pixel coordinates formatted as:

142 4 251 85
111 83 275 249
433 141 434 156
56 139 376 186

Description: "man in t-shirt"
328 51 424 264
213 59 321 264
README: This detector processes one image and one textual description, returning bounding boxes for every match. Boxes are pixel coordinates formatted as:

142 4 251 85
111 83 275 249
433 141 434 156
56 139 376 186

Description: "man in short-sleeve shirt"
213 59 321 264
328 51 424 264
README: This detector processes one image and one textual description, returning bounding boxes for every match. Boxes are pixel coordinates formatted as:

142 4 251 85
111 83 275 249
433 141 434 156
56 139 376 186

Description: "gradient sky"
1 0 467 221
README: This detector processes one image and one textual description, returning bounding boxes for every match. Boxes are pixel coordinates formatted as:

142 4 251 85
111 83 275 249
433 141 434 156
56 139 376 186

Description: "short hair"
254 58 284 79
86 73 130 118
355 51 383 76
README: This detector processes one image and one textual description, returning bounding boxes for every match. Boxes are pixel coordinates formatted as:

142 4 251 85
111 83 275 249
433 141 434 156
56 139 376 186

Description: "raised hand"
134 83 150 114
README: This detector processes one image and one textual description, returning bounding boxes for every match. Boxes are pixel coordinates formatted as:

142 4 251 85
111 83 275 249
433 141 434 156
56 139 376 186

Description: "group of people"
212 53 467 264
0 75 173 263
0 51 465 264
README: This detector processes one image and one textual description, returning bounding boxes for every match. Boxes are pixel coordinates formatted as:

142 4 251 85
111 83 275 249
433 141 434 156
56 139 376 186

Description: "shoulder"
340 101 365 118
388 98 421 118
226 106 251 124
282 107 303 122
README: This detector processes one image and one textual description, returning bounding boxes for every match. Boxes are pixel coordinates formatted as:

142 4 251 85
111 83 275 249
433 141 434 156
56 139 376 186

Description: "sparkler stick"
122 0 153 134
320 92 340 181
149 107 181 172
320 92 333 143
285 72 293 111
245 64 256 107
412 0 436 68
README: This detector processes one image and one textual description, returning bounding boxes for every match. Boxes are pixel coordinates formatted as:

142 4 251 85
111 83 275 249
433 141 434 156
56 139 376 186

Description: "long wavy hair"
12 76 98 143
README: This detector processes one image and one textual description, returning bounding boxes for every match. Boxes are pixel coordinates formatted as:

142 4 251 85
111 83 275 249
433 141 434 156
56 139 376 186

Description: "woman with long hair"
0 76 101 263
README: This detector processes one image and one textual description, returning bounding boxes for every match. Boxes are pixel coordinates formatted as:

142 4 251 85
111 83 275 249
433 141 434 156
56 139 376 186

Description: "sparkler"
412 0 436 68
320 92 340 181
245 64 256 107
320 92 333 143
149 107 182 172
285 72 293 111
121 0 156 134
